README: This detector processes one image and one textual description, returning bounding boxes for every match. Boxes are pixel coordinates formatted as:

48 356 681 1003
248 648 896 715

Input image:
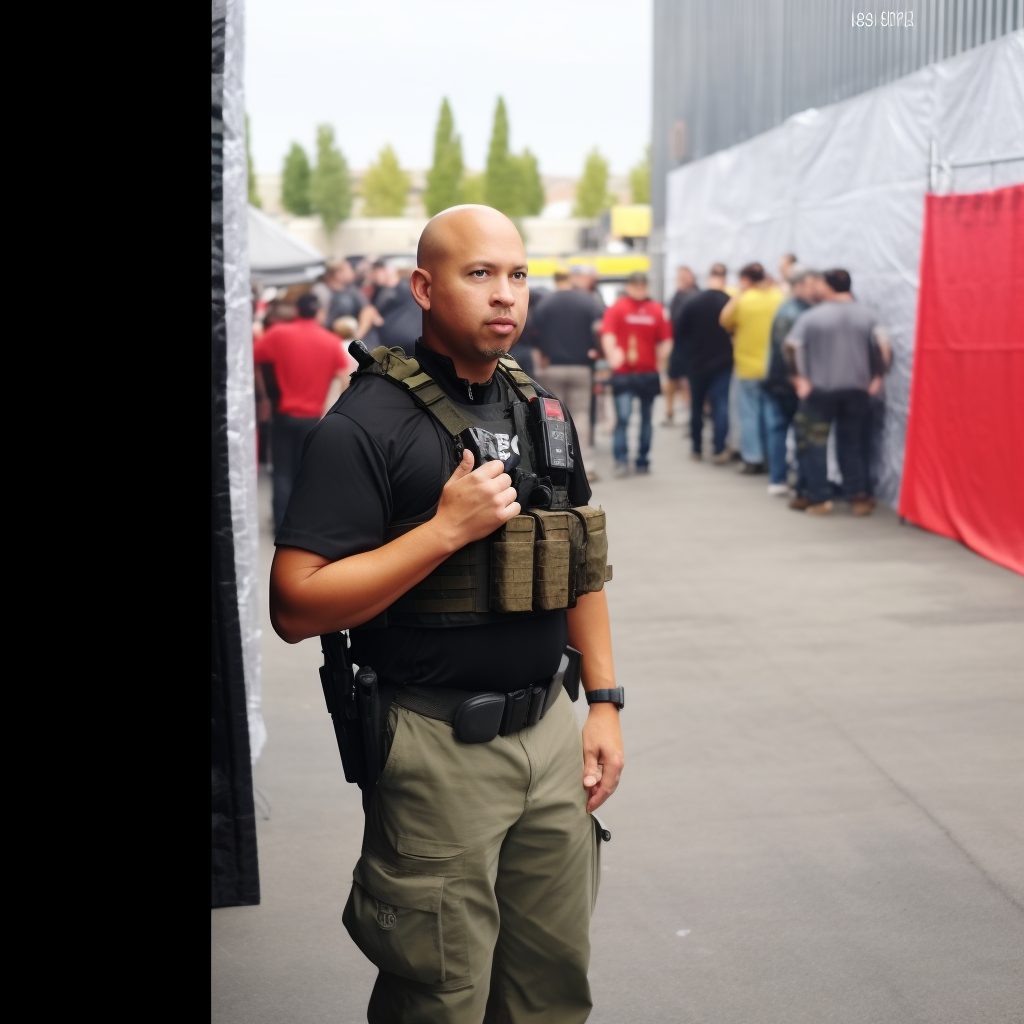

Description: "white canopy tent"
248 204 326 286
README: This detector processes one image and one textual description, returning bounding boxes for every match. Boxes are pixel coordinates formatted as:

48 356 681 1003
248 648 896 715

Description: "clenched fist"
434 450 521 550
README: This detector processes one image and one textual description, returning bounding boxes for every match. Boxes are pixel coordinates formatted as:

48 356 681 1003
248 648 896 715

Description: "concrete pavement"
212 409 1024 1024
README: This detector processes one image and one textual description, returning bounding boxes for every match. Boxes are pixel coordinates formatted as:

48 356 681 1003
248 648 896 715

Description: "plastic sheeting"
212 0 260 908
248 204 326 286
664 31 1024 507
899 185 1024 575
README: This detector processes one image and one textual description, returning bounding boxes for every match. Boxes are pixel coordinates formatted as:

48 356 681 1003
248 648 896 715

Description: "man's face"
332 262 353 288
413 208 530 371
793 276 818 303
677 268 695 291
626 280 648 301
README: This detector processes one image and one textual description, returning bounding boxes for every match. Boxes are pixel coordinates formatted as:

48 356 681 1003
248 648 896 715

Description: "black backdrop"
211 0 260 908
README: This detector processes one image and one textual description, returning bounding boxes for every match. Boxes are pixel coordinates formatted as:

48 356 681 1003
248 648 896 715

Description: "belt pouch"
453 693 506 744
490 515 535 613
530 510 572 610
571 505 611 593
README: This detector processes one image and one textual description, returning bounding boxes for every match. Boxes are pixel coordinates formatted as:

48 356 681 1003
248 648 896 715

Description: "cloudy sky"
244 0 652 177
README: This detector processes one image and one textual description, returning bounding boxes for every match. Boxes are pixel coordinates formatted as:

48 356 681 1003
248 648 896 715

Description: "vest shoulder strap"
496 354 539 400
363 345 473 436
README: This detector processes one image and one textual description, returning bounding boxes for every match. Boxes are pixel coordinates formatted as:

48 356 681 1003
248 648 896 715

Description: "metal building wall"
651 0 1024 275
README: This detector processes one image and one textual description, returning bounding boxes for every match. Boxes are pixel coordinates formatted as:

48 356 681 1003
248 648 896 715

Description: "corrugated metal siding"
651 0 1023 231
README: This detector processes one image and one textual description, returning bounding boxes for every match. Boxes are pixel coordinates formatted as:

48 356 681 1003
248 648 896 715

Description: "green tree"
484 97 521 215
362 145 411 217
310 124 352 236
573 148 613 218
514 148 545 216
246 113 261 208
424 98 464 216
462 173 485 205
629 144 651 204
280 143 312 216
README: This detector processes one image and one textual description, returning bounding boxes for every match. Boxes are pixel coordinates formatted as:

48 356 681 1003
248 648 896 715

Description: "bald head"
410 205 531 381
417 205 524 270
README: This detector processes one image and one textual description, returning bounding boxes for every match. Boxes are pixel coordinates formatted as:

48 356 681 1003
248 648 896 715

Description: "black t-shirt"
276 340 593 690
674 289 734 374
534 288 603 366
375 279 422 350
326 285 367 324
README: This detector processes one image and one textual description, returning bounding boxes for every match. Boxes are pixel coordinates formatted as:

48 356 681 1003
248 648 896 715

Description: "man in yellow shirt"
719 263 784 473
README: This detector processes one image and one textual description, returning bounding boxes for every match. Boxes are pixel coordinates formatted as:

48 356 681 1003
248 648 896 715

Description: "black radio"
526 397 574 474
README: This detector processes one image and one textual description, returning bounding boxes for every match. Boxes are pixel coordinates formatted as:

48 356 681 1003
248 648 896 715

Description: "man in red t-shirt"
253 292 357 530
600 272 673 476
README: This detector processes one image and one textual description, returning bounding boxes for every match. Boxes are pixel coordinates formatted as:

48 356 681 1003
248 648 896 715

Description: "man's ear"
410 268 431 311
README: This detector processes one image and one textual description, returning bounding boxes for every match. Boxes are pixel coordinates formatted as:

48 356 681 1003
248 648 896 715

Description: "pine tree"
246 113 261 208
281 143 312 216
573 148 612 218
362 145 411 217
484 97 520 215
630 144 651 204
462 173 486 205
424 98 464 216
515 148 545 216
310 124 352 236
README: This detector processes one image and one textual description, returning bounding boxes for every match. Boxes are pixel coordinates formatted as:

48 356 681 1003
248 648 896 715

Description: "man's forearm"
566 589 616 691
270 521 458 642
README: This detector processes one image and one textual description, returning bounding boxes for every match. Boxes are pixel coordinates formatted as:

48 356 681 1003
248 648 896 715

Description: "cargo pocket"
490 515 535 613
343 846 470 989
590 815 611 911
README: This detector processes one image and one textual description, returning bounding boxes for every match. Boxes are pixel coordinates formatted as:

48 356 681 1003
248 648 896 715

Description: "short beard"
481 346 511 360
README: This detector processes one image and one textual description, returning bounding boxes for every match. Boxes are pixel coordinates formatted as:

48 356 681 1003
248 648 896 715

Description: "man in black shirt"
676 263 734 462
663 265 700 427
533 266 604 466
270 205 623 1024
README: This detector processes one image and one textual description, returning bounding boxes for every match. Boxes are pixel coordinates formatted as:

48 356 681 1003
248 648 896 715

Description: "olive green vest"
352 346 612 629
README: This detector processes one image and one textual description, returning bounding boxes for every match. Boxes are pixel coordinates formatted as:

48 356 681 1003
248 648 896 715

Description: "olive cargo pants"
343 689 600 1023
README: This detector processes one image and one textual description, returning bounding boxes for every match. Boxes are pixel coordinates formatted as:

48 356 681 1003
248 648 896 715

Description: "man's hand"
582 704 624 813
432 451 521 549
793 375 813 399
867 375 883 397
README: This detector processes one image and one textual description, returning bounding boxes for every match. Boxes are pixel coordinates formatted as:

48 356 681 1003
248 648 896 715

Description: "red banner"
899 185 1024 575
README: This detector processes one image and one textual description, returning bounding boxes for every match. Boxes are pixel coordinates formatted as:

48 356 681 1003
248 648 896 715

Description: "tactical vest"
350 345 612 629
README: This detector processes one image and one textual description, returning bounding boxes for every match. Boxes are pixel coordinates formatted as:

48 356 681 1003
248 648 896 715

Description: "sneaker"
710 450 732 465
635 463 650 474
766 483 789 496
805 501 834 515
739 461 766 475
613 462 629 478
689 452 703 462
788 496 811 511
585 469 600 483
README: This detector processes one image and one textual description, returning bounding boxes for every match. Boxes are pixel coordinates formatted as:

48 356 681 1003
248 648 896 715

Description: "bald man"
270 205 623 1023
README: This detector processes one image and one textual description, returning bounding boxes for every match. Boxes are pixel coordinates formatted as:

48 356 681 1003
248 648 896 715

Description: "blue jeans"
795 389 870 505
613 390 654 467
735 378 767 464
687 367 731 455
270 412 320 531
763 392 796 485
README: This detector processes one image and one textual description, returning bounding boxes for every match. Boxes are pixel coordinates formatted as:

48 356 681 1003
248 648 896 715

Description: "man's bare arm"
567 589 624 813
601 332 624 370
270 453 520 643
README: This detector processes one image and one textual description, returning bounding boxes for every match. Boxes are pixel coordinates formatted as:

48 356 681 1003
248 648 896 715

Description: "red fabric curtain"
899 184 1024 575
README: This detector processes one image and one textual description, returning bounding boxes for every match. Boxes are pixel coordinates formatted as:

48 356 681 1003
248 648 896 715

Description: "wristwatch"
584 687 625 710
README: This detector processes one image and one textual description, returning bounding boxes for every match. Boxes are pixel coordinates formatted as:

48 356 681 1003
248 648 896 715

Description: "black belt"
394 674 564 744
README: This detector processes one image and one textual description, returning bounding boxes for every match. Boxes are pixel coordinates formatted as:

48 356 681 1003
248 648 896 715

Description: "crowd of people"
659 255 892 515
251 247 892 532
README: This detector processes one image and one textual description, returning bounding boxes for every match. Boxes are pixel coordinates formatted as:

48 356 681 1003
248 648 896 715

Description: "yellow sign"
610 205 651 238
527 253 650 279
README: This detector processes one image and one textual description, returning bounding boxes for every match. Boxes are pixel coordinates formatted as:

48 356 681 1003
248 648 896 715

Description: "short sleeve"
275 411 393 561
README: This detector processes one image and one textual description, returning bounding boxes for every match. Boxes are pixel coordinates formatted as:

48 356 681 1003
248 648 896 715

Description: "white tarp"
665 31 1024 506
248 203 326 286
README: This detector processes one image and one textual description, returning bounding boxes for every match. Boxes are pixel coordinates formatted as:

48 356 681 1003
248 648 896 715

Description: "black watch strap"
584 687 624 710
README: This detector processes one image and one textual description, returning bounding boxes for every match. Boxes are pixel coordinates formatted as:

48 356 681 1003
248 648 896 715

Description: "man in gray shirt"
783 268 887 515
